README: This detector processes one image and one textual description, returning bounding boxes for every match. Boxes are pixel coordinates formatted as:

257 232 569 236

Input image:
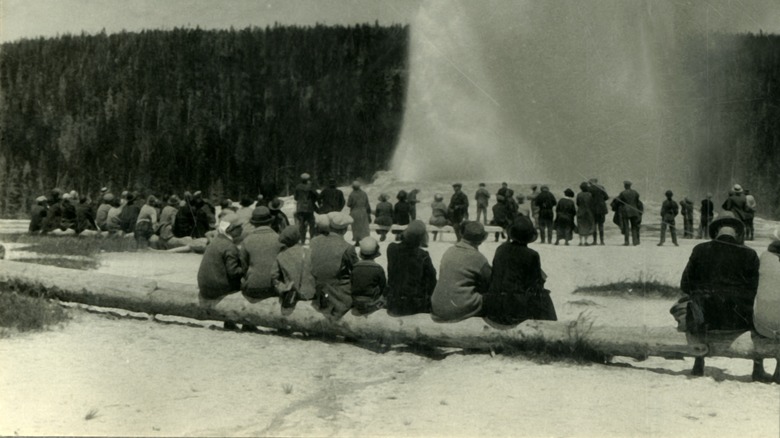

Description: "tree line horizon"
0 25 779 219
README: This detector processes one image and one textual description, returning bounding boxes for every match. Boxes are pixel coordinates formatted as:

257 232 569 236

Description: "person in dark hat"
431 221 491 322
618 180 642 246
429 194 448 241
240 206 281 301
392 190 412 241
386 220 437 316
658 190 679 247
268 198 289 234
351 237 387 316
554 189 576 245
448 183 469 242
318 178 346 214
575 182 594 246
374 193 394 242
294 173 319 244
483 216 556 325
490 194 512 242
533 185 557 244
680 211 764 379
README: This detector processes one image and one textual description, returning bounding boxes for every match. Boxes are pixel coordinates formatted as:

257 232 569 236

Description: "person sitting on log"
679 211 770 381
240 207 281 302
750 234 780 382
28 195 49 234
268 198 290 234
310 212 359 319
351 237 387 316
134 196 158 250
272 225 316 312
197 213 245 330
431 221 492 322
386 220 437 317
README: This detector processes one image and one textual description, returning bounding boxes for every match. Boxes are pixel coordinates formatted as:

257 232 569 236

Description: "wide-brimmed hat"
508 216 538 244
250 206 273 226
268 198 283 211
327 212 353 231
732 184 743 193
167 195 180 206
461 221 488 243
709 211 745 240
358 237 381 258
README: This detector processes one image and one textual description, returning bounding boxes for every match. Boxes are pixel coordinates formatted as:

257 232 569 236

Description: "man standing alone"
294 173 319 244
475 183 490 225
588 178 609 245
618 180 642 246
658 190 679 247
448 183 469 242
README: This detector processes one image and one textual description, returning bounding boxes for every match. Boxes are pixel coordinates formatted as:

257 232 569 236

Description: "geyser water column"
392 0 780 190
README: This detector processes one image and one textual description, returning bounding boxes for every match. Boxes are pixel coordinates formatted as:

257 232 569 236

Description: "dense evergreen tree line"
0 24 408 216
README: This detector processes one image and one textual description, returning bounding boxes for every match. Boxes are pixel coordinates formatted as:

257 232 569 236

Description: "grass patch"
573 272 681 299
0 286 69 337
0 233 139 257
13 257 100 270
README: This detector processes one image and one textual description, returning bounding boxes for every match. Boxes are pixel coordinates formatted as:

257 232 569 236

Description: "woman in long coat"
373 194 394 241
554 189 576 245
575 182 595 246
347 181 371 245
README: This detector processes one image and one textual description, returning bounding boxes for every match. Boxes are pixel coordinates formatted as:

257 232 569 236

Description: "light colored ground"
1 178 779 437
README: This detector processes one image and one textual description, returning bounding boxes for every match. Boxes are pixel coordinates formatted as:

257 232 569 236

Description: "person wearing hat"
618 180 642 246
267 198 290 234
392 190 412 241
587 178 609 245
722 184 749 233
239 206 282 300
680 211 762 379
744 189 757 241
554 189 576 245
749 232 780 382
28 195 49 234
197 213 245 329
490 194 512 242
351 237 387 316
95 193 114 231
105 195 124 235
679 196 695 239
309 211 359 319
407 188 421 221
272 225 316 310
431 221 491 322
448 183 469 242
533 185 557 244
294 173 319 244
134 196 159 249
151 195 180 248
429 194 448 241
483 216 556 325
313 213 331 237
119 191 141 235
698 193 715 240
59 192 78 232
75 195 98 236
386 220 437 316
657 190 679 247
374 194 394 242
474 183 490 225
347 180 371 245
575 182 595 246
318 178 346 215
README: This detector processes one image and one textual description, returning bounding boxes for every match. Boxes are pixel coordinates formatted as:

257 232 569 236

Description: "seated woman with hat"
386 220 437 316
679 211 764 379
483 216 556 326
431 221 492 322
373 194 394 242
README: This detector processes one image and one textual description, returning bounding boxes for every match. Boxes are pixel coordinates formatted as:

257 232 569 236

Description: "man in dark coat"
173 192 197 238
722 184 749 223
29 196 48 234
386 220 437 316
680 196 695 239
698 193 714 239
658 190 679 247
318 179 345 214
483 216 556 325
240 207 281 300
618 180 642 246
680 212 765 380
193 191 216 238
61 193 78 231
310 212 359 319
42 188 64 234
588 178 609 245
490 194 512 242
448 183 469 242
294 173 319 244
75 195 97 234
533 185 557 244
197 214 245 330
119 192 141 234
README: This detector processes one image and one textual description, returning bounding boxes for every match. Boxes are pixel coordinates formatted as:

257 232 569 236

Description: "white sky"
0 0 423 43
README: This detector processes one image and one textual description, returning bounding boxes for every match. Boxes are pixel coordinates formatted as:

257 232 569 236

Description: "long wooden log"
1 260 777 360
369 223 505 233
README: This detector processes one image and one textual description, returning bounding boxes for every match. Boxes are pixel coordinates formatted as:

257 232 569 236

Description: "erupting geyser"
392 0 780 191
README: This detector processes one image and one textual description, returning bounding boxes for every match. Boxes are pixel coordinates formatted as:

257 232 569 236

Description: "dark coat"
588 184 609 216
491 202 512 228
294 183 319 213
75 202 97 233
700 199 714 221
555 198 576 228
375 201 394 227
62 201 77 230
270 211 290 234
119 201 140 233
575 191 595 235
318 188 346 214
194 202 216 238
618 189 642 218
680 236 760 332
240 227 282 299
661 199 679 222
386 241 437 316
173 203 196 238
680 199 694 219
29 204 47 233
351 260 387 315
197 234 244 299
483 241 555 325
722 193 751 221
43 201 64 233
393 200 412 226
534 191 557 220
448 191 469 223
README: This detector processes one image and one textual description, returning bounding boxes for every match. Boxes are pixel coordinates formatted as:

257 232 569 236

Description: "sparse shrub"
282 383 293 395
573 271 681 299
0 287 69 336
84 409 99 421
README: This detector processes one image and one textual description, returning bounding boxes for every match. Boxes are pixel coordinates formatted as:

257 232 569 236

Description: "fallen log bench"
1 259 778 360
368 223 505 234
